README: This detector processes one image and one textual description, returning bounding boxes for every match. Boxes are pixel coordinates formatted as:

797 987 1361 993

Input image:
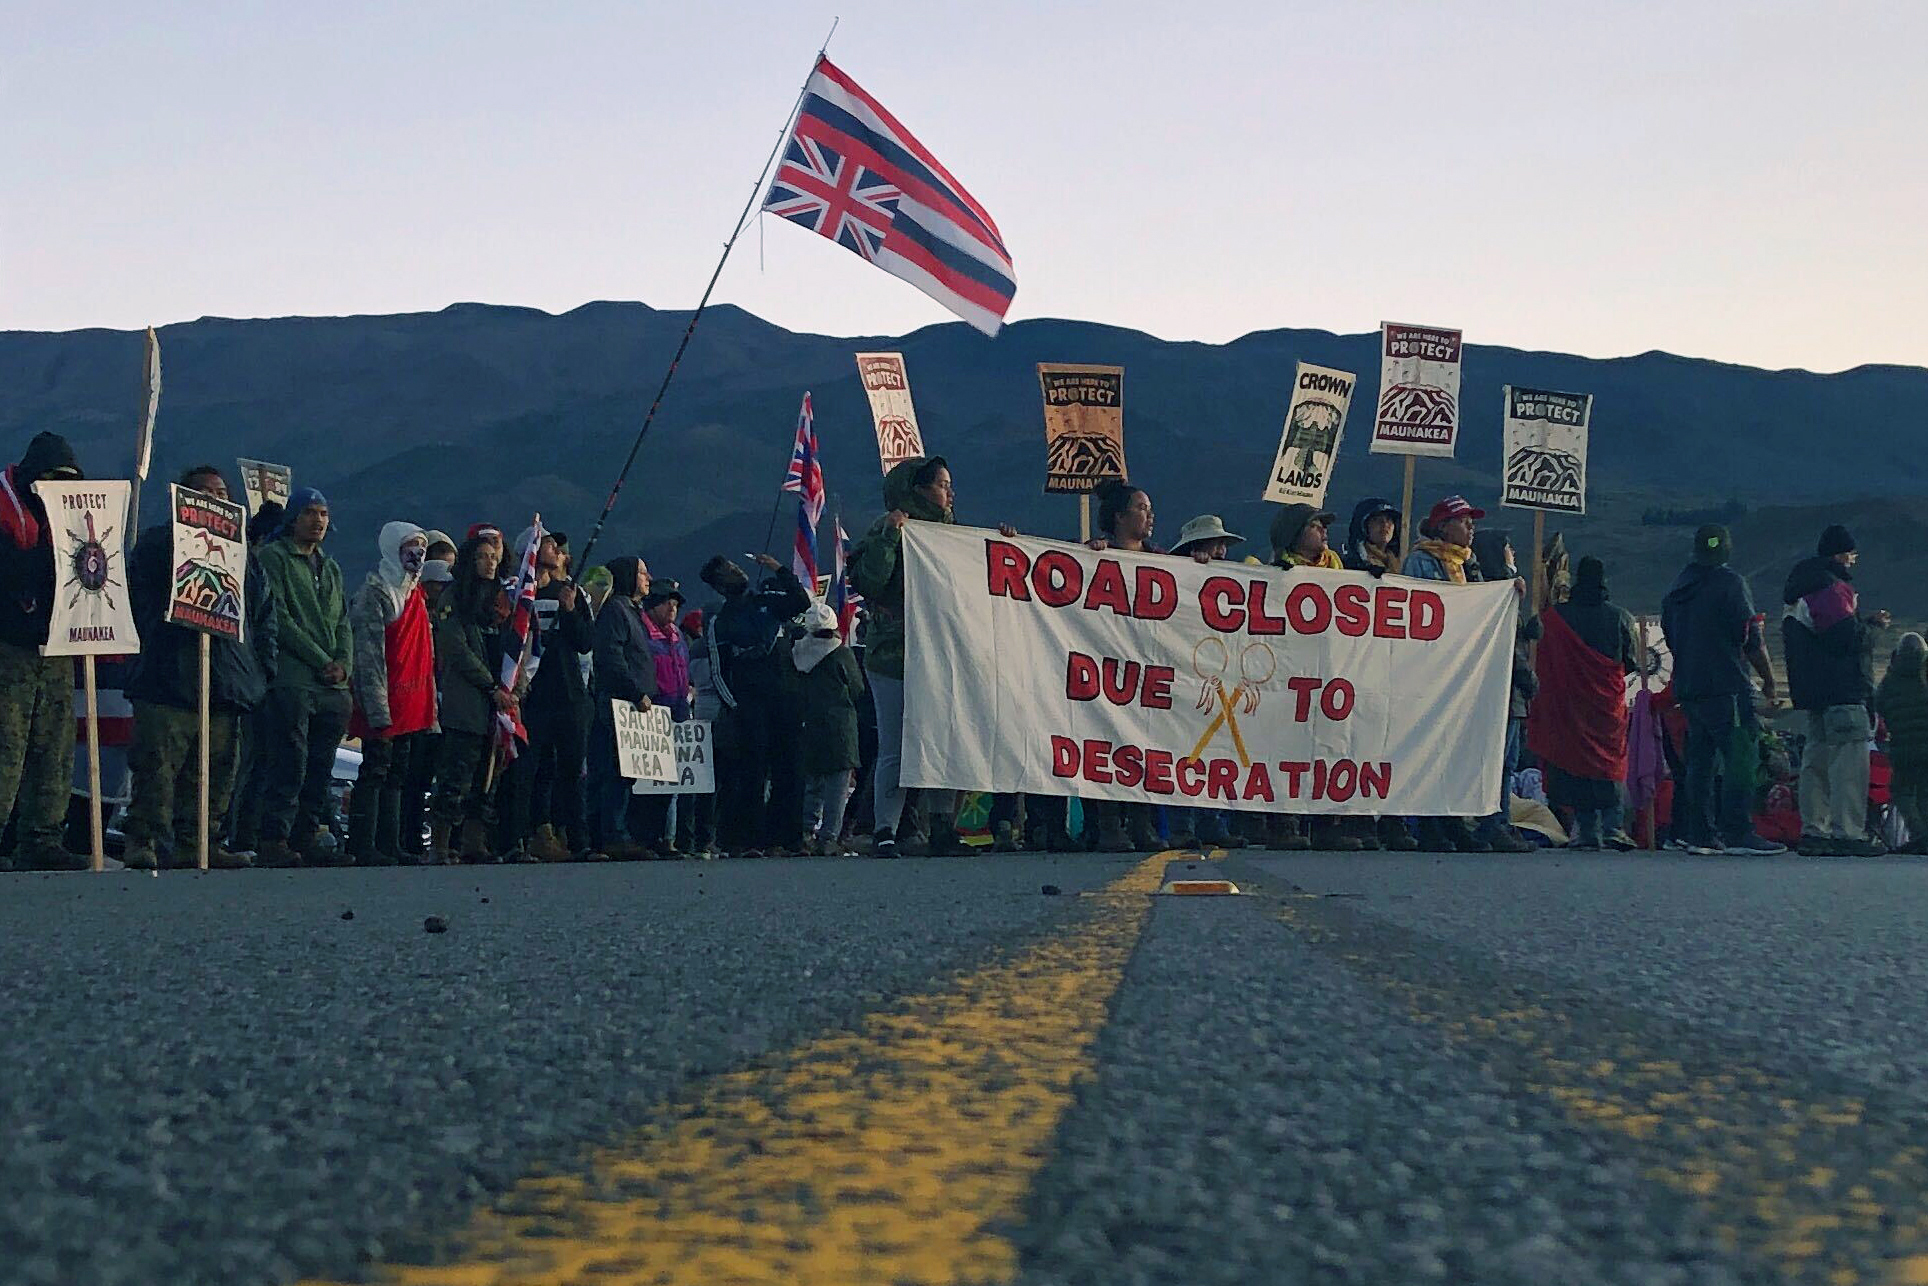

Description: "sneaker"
1566 839 1601 852
208 844 254 870
253 839 302 869
1683 841 1724 856
871 829 899 859
1603 831 1640 852
1662 837 1689 852
1796 834 1840 857
1833 836 1886 857
1726 834 1789 856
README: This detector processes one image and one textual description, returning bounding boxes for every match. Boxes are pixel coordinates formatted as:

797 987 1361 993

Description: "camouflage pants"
0 639 77 854
125 701 240 852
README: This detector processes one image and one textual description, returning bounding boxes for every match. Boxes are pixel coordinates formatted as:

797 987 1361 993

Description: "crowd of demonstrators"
10 424 1927 872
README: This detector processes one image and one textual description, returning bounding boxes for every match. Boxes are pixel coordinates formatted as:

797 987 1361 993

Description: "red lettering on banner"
1372 586 1408 638
1142 666 1174 710
1359 761 1393 798
1176 757 1206 797
1135 567 1178 620
1285 582 1331 634
1207 758 1238 800
986 541 1031 599
1200 577 1244 632
1144 750 1174 795
1243 762 1275 802
1312 758 1328 799
1066 653 1099 701
1085 738 1113 784
1410 590 1445 641
1052 736 1078 776
1326 759 1358 802
1279 760 1310 798
1320 678 1355 721
1333 583 1370 636
1034 551 1083 607
1245 581 1287 635
1113 742 1144 788
1288 676 1320 721
1084 559 1131 616
1101 659 1141 705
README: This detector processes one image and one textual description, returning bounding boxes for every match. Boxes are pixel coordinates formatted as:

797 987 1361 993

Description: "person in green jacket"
1876 631 1928 853
247 487 353 866
792 602 864 856
430 535 516 864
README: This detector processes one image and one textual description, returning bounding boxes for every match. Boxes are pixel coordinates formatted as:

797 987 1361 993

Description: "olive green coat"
848 457 952 681
796 645 864 775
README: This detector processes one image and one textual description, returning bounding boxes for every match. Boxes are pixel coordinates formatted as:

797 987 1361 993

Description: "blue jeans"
1479 717 1525 836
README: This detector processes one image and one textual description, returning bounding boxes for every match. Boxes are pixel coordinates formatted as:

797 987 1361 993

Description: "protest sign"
1369 322 1463 458
1263 363 1357 506
1501 385 1591 515
136 327 160 484
164 485 246 642
900 524 1516 816
631 719 716 794
32 480 139 657
236 458 293 516
1039 364 1126 494
854 353 925 473
612 701 677 783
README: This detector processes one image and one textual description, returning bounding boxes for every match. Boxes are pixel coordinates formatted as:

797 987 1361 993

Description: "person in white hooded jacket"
345 522 437 864
791 602 864 856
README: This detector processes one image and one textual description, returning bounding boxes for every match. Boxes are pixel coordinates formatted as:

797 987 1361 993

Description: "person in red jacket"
345 522 437 864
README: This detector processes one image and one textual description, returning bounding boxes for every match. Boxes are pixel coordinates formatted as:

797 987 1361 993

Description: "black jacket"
1470 530 1542 717
708 568 810 705
0 432 80 649
528 580 596 712
1781 555 1873 711
125 523 280 712
1551 594 1638 672
592 558 655 717
1661 562 1756 701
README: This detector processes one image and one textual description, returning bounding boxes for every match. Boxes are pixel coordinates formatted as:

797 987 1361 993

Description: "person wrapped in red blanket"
1527 556 1640 849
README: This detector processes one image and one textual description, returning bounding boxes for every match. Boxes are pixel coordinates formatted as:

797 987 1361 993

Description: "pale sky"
5 0 1925 373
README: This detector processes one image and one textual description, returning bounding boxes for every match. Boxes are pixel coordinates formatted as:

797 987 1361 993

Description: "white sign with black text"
631 719 716 794
612 701 677 783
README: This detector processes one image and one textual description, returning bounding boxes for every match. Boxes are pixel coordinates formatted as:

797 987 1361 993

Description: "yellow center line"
1258 882 1928 1285
299 853 1171 1286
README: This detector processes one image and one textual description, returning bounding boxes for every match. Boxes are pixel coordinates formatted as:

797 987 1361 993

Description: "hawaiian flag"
495 515 542 760
781 394 825 587
828 517 861 641
761 57 1016 337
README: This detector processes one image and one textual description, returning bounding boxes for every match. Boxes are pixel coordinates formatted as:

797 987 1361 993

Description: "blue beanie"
275 486 329 539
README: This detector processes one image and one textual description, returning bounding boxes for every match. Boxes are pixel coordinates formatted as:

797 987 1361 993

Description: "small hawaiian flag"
828 517 861 640
781 394 825 586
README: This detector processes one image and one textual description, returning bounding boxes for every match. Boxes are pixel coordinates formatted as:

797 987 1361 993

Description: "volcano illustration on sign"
1038 363 1127 494
1500 385 1592 514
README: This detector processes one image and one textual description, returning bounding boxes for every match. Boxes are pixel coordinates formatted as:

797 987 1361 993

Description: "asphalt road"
5 848 1928 1285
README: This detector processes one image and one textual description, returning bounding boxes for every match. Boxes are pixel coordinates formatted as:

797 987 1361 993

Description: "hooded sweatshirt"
1660 561 1756 702
1341 498 1402 575
1470 529 1542 716
0 431 81 648
1269 503 1343 569
592 557 656 714
1781 554 1872 711
348 522 437 737
1877 633 1928 767
255 486 351 693
848 456 952 681
792 602 864 775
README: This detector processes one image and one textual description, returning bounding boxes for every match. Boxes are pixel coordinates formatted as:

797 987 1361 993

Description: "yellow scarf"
1413 539 1472 584
1279 548 1344 570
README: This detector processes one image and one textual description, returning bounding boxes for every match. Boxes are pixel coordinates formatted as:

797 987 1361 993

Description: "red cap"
680 608 705 637
1425 495 1485 528
466 522 502 541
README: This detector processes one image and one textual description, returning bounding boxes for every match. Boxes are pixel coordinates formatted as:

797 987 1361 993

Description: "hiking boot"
207 844 254 870
1265 817 1312 852
1378 817 1419 851
253 839 302 869
121 840 161 872
1095 820 1133 852
928 829 973 857
1486 828 1535 854
1308 819 1363 852
992 821 1020 853
531 824 572 863
458 819 496 863
1453 830 1493 853
428 822 455 867
14 843 89 872
1726 833 1788 856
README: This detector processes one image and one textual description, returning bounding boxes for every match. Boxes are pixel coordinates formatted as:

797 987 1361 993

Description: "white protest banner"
1501 385 1591 515
236 458 293 516
1263 362 1357 506
631 719 716 794
1369 321 1463 458
33 480 139 657
165 485 247 642
900 524 1516 816
854 352 925 473
612 700 677 783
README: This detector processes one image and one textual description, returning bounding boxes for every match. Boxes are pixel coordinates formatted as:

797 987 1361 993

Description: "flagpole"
576 20 839 571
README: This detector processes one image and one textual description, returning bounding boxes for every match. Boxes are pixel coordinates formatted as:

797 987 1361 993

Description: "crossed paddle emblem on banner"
1188 638 1276 768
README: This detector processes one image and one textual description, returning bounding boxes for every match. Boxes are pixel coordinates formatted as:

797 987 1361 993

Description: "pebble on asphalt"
340 910 354 921
1042 884 1063 896
424 916 449 934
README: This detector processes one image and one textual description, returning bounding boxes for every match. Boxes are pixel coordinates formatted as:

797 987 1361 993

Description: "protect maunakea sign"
854 352 925 473
1263 362 1357 506
1501 385 1591 515
164 484 246 642
901 524 1515 816
1039 363 1126 494
33 479 140 657
1369 321 1463 458
236 458 293 516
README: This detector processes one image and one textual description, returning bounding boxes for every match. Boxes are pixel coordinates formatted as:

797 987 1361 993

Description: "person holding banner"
1340 499 1404 577
1268 504 1363 853
251 488 353 867
123 465 279 870
344 522 436 866
1403 496 1493 852
0 431 88 870
429 536 517 865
